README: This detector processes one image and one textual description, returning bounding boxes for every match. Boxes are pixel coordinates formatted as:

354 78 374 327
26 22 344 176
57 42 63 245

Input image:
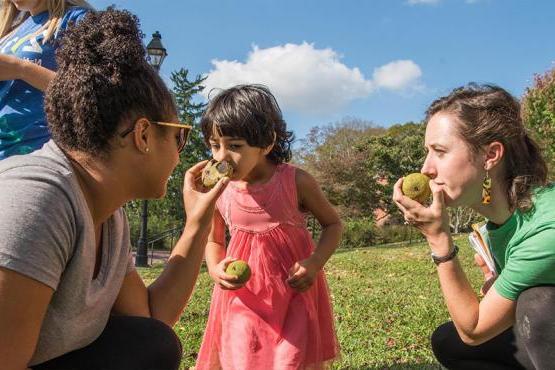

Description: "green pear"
402 173 431 204
201 159 233 188
225 260 251 284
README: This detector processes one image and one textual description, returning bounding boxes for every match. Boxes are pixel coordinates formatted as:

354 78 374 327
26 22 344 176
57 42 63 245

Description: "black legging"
32 316 182 370
431 286 555 369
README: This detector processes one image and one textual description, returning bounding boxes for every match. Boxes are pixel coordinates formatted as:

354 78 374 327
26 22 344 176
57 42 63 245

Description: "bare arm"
287 169 343 291
112 217 220 326
0 54 55 92
0 267 53 370
146 219 217 325
298 169 343 267
112 161 229 326
437 252 515 344
205 209 227 274
205 209 243 290
393 178 516 345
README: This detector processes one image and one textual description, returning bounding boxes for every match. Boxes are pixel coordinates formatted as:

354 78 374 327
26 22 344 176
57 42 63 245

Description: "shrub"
522 66 555 179
341 217 378 248
375 224 425 245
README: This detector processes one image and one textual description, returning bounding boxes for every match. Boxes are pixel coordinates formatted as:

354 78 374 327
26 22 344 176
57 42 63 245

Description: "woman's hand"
209 257 245 290
0 54 24 81
287 256 321 292
183 160 229 226
474 254 497 296
392 177 452 254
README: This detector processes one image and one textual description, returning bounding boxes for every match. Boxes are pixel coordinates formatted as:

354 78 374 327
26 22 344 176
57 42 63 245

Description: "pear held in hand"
402 173 431 204
225 260 252 284
201 159 233 188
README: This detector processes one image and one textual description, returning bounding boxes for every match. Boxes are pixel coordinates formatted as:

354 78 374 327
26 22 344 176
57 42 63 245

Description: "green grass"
138 236 482 369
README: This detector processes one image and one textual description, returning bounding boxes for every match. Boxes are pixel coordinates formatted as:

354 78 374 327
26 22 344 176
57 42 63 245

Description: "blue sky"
90 0 555 141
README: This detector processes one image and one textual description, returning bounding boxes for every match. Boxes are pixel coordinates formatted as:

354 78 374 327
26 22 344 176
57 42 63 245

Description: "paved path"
131 249 171 266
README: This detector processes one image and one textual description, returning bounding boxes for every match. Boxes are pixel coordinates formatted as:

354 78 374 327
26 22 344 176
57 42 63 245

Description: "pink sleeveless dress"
195 163 339 370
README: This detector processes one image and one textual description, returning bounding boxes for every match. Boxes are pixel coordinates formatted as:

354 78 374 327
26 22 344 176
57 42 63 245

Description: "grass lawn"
138 236 482 369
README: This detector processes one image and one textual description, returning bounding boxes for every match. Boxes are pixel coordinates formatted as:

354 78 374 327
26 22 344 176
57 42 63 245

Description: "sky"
90 0 555 141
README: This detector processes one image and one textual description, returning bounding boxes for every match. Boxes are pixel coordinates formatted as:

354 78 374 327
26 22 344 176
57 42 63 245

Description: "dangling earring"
482 171 492 205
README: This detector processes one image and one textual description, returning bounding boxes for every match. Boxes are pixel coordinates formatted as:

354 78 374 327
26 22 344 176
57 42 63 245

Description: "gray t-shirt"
0 141 135 365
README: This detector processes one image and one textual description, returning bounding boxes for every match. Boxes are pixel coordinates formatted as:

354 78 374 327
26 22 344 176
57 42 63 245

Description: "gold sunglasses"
120 121 192 153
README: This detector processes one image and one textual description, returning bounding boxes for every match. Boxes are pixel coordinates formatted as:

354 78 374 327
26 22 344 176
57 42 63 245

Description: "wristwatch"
431 244 459 265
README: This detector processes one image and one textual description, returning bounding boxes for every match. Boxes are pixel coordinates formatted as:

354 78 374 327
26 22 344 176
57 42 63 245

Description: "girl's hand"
183 161 229 226
474 253 497 296
209 257 245 290
287 256 321 292
392 177 452 254
0 54 24 81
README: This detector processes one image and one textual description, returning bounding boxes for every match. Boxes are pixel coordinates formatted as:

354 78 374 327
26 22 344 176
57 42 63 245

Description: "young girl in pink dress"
195 85 342 370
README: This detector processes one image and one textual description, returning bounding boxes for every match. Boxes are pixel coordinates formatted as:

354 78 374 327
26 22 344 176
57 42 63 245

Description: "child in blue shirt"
0 0 91 159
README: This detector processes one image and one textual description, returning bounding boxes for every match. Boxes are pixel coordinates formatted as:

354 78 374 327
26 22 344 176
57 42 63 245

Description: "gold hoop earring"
482 171 492 205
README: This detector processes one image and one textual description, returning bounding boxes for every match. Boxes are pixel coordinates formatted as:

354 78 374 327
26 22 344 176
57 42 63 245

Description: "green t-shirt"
486 184 555 301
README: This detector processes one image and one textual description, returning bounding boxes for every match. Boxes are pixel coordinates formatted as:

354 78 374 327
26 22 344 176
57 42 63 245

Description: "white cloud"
372 60 422 91
406 0 441 5
202 43 422 115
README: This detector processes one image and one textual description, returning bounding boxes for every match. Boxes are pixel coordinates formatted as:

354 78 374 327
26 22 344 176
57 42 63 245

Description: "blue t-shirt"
0 7 88 159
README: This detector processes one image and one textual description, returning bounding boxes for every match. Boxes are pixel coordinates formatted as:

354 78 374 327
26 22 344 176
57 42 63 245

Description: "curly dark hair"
200 84 294 164
426 83 548 212
44 7 177 156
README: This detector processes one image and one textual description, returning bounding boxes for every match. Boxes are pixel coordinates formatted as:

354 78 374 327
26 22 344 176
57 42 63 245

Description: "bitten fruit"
202 159 233 188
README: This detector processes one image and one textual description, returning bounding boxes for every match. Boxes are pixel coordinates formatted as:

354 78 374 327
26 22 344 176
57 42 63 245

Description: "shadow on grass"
333 241 425 255
336 363 441 370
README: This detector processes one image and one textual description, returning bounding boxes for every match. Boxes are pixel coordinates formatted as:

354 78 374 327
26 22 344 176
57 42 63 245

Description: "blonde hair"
0 0 93 44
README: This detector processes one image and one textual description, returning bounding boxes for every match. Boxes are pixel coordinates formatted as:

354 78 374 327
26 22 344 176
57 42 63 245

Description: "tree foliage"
296 119 427 220
298 119 481 233
360 122 427 222
295 118 385 218
522 67 555 179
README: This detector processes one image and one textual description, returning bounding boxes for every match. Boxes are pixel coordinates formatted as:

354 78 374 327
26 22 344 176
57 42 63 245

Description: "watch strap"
431 244 459 265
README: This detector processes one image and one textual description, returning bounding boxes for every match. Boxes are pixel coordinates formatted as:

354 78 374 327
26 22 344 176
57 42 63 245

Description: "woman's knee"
516 286 555 366
431 321 459 367
139 318 183 369
104 316 182 370
516 286 555 337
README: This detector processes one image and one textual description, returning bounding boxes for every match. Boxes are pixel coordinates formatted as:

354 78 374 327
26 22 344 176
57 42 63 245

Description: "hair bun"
56 7 146 79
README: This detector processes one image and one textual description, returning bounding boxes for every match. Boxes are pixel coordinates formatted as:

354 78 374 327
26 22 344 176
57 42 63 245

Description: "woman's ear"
484 141 504 170
132 118 152 154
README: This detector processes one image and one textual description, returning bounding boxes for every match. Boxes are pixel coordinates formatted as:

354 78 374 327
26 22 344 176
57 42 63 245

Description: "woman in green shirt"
393 83 554 369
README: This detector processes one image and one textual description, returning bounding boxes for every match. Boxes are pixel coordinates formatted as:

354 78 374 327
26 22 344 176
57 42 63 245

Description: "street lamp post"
135 31 168 267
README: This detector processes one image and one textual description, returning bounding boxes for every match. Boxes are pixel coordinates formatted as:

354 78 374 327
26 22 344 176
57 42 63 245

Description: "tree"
359 122 427 222
448 207 481 234
522 67 555 180
295 118 385 217
126 68 209 246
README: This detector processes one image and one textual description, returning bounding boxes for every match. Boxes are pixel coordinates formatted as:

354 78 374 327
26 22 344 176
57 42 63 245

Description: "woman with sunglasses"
0 9 227 370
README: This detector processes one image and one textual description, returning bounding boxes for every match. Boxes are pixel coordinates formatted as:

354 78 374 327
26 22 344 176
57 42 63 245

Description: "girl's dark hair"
200 84 294 164
426 83 548 212
45 8 177 156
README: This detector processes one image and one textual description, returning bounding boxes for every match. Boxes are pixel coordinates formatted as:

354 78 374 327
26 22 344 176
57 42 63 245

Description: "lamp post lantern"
135 31 168 267
146 31 167 71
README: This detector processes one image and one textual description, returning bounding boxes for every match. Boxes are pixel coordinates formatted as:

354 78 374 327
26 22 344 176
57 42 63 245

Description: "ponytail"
506 134 548 212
